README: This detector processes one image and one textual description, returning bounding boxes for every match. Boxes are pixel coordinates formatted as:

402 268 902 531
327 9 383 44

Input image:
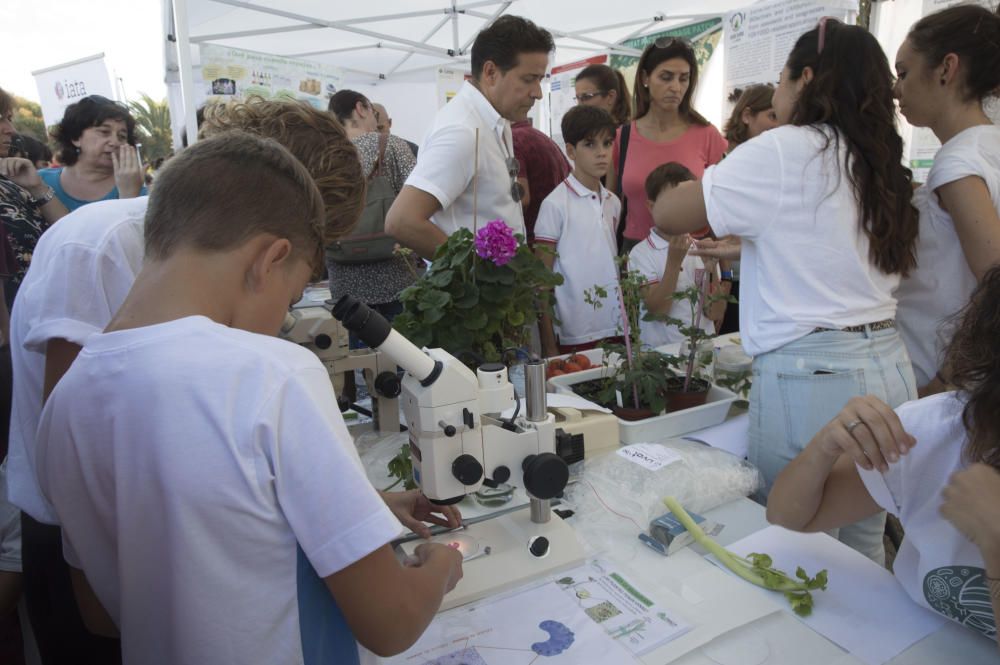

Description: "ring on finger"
846 419 863 434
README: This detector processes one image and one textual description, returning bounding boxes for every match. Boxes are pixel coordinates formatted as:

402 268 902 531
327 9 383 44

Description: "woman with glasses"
652 19 919 565
39 95 146 212
892 4 1000 398
574 64 631 127
606 38 727 254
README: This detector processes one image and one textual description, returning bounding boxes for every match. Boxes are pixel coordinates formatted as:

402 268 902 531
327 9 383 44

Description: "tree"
128 93 172 163
12 95 47 142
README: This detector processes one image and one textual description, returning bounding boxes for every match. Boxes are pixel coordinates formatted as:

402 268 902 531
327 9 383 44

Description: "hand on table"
112 145 144 198
382 489 463 539
812 395 916 473
941 464 1000 562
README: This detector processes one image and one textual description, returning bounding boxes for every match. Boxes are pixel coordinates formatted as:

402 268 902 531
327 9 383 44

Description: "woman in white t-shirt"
768 268 1000 647
892 5 1000 396
651 19 920 564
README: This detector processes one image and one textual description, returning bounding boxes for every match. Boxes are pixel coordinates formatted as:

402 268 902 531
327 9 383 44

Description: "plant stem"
683 270 710 392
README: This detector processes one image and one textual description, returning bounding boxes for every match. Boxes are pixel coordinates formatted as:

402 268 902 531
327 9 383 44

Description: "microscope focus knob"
492 465 511 485
528 536 550 558
373 371 402 398
452 454 484 486
314 334 333 350
521 453 569 500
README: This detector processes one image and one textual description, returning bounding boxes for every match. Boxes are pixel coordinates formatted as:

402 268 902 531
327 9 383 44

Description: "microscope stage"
401 508 585 612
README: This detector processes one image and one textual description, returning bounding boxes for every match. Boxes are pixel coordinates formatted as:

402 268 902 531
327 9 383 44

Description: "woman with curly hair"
39 95 145 211
769 266 1000 647
652 19 920 564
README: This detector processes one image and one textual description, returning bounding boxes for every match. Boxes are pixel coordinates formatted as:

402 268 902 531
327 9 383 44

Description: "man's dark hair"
644 162 695 202
471 15 554 79
561 106 616 146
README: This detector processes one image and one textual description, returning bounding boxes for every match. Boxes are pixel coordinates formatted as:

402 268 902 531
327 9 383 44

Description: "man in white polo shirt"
385 15 554 258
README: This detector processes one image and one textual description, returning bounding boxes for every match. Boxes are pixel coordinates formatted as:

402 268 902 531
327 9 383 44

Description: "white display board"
548 55 608 150
197 44 344 110
32 53 116 127
722 0 857 114
435 68 467 108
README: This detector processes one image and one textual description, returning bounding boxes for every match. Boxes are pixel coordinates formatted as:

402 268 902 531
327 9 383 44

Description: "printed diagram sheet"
554 559 692 655
382 569 639 665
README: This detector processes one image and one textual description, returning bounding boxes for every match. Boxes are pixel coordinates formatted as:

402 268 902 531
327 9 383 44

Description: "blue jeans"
749 326 917 564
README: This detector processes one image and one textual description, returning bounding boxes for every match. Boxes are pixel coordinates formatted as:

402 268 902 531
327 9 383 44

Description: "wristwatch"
30 185 56 207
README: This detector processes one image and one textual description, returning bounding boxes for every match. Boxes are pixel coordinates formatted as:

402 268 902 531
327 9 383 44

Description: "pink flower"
474 220 518 266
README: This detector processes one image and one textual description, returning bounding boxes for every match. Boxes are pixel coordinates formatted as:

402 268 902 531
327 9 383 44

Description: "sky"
0 0 167 104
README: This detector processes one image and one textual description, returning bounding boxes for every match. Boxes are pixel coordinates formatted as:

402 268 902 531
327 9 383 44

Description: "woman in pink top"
607 38 727 252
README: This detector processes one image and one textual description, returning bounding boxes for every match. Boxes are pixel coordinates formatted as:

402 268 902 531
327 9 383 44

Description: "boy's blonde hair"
145 131 325 268
200 97 366 246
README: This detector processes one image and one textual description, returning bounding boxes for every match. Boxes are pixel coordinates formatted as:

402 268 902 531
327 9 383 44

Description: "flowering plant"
393 221 562 363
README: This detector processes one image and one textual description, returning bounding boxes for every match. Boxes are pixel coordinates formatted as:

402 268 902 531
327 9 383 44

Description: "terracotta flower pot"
612 405 658 421
664 377 711 413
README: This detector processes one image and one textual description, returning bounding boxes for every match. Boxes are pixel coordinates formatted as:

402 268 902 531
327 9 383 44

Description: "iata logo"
55 81 64 100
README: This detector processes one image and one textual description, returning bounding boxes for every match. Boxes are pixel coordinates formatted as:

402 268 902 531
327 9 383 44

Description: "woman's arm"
0 159 68 224
936 176 1000 281
768 395 914 532
651 181 710 235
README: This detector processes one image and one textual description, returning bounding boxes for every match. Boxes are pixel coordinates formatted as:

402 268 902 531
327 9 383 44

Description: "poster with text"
723 0 856 119
197 44 344 111
32 53 115 127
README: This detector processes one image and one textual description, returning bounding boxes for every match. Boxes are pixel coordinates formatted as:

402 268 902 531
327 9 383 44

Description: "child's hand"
666 234 692 265
412 542 465 592
382 490 462 539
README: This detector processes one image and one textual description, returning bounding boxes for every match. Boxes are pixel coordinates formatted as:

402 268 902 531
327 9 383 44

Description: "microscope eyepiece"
331 295 392 348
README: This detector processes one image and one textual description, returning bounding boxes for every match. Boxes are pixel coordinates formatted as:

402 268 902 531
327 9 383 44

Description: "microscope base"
403 507 584 612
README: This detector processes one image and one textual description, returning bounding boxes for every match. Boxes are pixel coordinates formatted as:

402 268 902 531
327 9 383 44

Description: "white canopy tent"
163 0 746 146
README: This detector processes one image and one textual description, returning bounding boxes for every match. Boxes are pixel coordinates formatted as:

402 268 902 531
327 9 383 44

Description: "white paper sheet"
501 392 613 419
682 412 749 459
717 526 944 665
380 576 639 664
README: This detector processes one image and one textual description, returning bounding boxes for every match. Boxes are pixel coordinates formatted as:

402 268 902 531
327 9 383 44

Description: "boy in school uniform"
628 162 729 348
32 132 463 664
535 106 622 357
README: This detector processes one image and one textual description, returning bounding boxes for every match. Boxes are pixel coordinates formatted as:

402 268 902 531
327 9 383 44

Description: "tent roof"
178 0 739 82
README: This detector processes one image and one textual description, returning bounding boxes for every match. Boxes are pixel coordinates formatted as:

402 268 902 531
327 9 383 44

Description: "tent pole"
172 0 199 146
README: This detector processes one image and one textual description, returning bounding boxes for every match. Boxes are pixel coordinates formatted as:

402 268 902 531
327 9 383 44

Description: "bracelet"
30 186 55 207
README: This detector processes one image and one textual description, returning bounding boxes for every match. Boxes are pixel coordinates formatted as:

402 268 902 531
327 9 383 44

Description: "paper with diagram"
554 559 692 655
381 569 639 664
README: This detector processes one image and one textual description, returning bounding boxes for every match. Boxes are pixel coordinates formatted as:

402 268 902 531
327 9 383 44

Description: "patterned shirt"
327 133 424 305
0 175 48 305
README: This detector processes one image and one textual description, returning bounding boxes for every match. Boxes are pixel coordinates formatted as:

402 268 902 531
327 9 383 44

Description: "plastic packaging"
562 439 762 556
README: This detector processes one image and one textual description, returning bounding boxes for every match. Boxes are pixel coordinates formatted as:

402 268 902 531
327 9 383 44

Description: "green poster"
609 18 722 97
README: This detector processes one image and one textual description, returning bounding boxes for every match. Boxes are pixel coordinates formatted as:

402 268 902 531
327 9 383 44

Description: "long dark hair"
577 64 632 125
785 20 918 276
908 4 1000 103
632 40 708 126
945 266 1000 469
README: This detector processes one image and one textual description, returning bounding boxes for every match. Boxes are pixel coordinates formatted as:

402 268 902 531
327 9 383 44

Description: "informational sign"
197 44 344 110
723 0 856 106
548 55 608 148
435 67 468 108
610 18 724 103
32 53 116 127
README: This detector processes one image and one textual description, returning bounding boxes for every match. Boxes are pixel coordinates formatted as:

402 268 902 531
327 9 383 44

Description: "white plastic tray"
547 365 739 444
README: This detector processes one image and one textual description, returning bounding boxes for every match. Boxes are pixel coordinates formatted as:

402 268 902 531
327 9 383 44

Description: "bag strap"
372 132 389 179
615 122 631 254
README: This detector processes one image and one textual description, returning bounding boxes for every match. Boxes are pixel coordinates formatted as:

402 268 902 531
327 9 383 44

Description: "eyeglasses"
574 90 610 102
653 36 693 51
506 156 523 203
817 17 839 55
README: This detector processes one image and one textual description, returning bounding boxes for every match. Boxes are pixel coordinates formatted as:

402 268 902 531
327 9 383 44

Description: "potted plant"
569 261 734 420
392 220 562 364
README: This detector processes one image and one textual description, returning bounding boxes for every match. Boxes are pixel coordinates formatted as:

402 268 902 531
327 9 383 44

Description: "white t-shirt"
858 393 996 640
534 174 621 345
36 315 403 664
406 81 525 238
703 125 899 356
896 125 1000 387
629 230 716 348
6 197 147 523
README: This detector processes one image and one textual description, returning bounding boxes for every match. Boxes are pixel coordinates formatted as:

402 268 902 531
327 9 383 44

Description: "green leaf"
463 310 489 330
453 282 479 308
426 269 454 288
417 290 451 311
422 307 445 324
